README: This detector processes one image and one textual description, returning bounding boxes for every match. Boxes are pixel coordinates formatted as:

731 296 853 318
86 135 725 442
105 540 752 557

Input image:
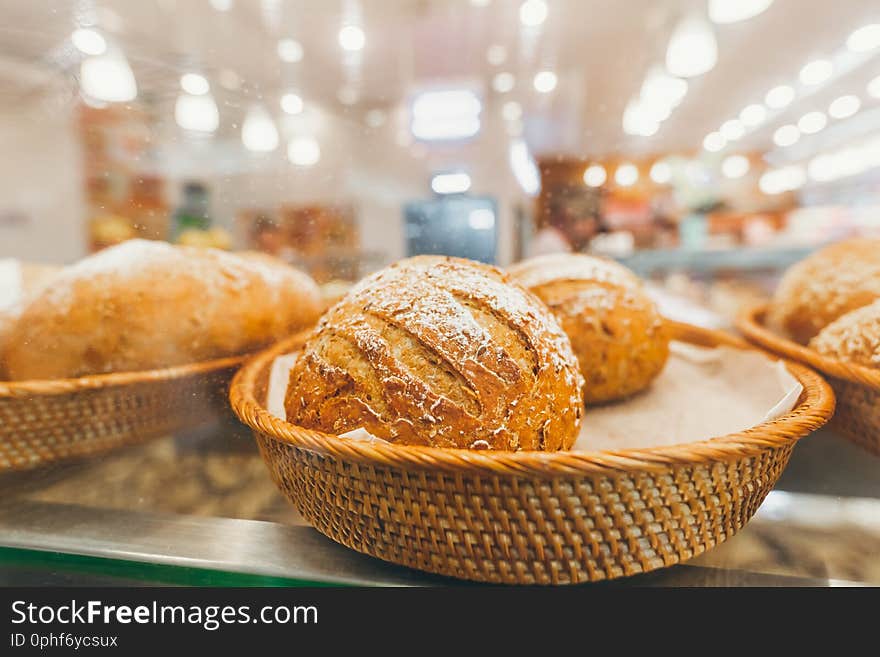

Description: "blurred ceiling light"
799 59 832 86
277 38 304 62
797 111 827 134
509 140 540 195
773 124 800 147
174 92 219 133
287 136 321 166
721 154 750 179
708 0 773 24
847 24 880 52
337 86 359 105
411 89 482 141
623 101 659 137
280 92 303 114
519 0 548 27
79 48 137 102
487 44 507 66
533 71 557 93
828 94 860 119
365 109 386 128
241 104 279 152
808 154 836 182
615 163 639 186
413 116 480 140
740 103 767 127
649 160 671 184
867 75 880 99
412 89 481 117
666 16 717 78
492 72 515 93
431 172 471 195
338 25 365 51
180 72 209 95
759 165 805 194
209 0 233 10
471 0 491 6
468 208 495 230
219 69 241 90
640 67 688 108
720 119 745 141
703 131 726 151
71 28 106 56
502 100 522 122
765 84 794 109
583 164 607 187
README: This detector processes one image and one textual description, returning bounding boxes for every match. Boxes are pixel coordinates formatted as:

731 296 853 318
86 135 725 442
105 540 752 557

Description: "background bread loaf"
285 255 584 451
809 299 880 369
509 253 669 404
3 240 322 379
767 238 880 344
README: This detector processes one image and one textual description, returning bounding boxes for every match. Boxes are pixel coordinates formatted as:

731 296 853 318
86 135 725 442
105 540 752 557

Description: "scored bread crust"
767 238 880 344
809 299 880 368
509 254 669 404
3 240 323 379
285 255 584 451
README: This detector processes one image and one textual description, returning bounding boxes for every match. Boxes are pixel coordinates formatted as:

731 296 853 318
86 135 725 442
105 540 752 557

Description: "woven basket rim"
229 322 835 476
736 303 880 390
0 353 247 397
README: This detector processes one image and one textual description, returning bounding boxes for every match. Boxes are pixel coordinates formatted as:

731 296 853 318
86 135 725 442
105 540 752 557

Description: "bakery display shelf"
618 244 822 278
0 423 877 587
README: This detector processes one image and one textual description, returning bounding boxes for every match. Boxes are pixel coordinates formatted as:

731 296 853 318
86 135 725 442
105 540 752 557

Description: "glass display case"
1 0 879 588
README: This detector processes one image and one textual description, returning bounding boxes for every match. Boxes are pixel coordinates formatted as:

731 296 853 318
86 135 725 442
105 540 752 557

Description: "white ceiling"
0 0 878 159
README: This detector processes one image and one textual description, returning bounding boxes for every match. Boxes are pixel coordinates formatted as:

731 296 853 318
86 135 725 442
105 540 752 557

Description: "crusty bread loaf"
809 299 880 369
285 255 584 451
3 240 322 380
767 238 880 344
508 253 669 404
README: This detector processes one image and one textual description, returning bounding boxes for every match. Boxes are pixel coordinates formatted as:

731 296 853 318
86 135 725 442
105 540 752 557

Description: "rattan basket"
230 323 834 585
737 304 880 455
0 355 245 471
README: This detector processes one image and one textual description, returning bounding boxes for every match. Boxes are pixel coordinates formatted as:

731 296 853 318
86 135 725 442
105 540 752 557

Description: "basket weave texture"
737 304 880 455
0 356 244 471
230 323 834 584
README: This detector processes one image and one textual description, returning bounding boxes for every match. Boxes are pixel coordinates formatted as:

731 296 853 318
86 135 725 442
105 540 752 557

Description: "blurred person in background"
528 188 605 257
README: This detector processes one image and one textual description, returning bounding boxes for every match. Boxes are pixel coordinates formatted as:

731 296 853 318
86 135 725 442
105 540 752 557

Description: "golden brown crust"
768 238 880 344
4 240 323 380
285 255 584 451
509 253 669 404
809 299 880 368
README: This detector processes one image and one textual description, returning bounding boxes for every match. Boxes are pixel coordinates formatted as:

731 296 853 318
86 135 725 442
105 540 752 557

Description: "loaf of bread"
285 255 584 451
809 299 880 369
3 240 323 379
508 253 669 404
767 238 880 344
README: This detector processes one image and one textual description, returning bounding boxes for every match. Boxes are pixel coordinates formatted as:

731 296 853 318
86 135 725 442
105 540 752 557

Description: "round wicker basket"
0 355 245 471
230 322 834 585
737 303 880 455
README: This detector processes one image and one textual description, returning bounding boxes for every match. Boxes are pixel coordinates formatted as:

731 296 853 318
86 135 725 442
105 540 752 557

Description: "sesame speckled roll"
509 253 669 404
810 299 880 369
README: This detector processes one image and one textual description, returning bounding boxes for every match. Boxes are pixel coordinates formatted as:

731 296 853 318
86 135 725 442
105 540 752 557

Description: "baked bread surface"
509 253 669 403
285 255 584 451
809 299 880 369
767 238 880 344
4 239 322 379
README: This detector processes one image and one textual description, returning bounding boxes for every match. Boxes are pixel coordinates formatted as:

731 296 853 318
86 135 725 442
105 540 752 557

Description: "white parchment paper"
266 341 802 450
